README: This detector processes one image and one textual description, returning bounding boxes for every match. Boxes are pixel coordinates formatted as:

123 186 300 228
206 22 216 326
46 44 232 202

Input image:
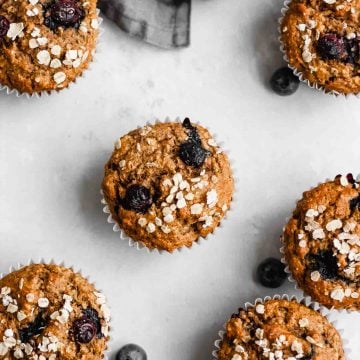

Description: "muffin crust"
102 120 234 252
283 174 360 310
218 299 345 360
0 0 99 94
280 0 360 94
0 264 110 359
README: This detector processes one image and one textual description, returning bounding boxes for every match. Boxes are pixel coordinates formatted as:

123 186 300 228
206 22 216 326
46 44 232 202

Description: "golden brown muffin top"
218 299 345 360
102 119 234 252
0 0 99 94
280 0 360 94
0 264 110 359
283 174 360 310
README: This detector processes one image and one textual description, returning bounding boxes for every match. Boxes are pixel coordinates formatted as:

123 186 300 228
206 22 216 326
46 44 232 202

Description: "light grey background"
0 0 359 359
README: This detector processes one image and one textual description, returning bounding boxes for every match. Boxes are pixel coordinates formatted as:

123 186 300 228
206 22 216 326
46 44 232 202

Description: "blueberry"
270 67 300 96
317 34 348 61
72 317 97 344
116 344 147 360
83 308 102 338
350 195 360 212
308 250 338 280
19 313 47 343
44 0 84 30
256 258 287 288
346 37 359 64
178 118 210 168
0 15 10 38
179 141 209 168
123 185 152 214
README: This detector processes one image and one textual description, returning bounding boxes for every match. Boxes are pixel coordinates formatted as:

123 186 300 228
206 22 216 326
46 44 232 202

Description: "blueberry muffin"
102 118 234 252
0 0 99 94
280 0 360 94
283 174 360 310
0 264 110 359
217 298 345 360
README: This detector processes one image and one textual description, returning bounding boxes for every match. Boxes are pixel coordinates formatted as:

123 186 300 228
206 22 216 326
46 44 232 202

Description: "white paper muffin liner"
278 0 360 98
212 294 352 359
101 116 239 254
0 10 103 99
280 176 357 313
0 258 111 359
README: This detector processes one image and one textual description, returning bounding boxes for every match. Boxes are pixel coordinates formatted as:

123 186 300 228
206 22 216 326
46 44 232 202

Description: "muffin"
280 0 360 94
0 0 100 95
282 174 360 310
0 263 110 359
216 298 345 360
101 118 234 252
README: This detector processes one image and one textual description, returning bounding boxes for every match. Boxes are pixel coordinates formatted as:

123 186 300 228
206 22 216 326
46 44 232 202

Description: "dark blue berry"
0 15 10 38
350 195 360 212
178 118 210 168
270 67 300 96
256 258 287 288
116 344 147 360
44 0 84 30
346 37 359 64
19 313 47 343
72 315 97 344
308 250 338 280
83 308 102 338
123 185 152 213
179 141 209 168
317 34 348 61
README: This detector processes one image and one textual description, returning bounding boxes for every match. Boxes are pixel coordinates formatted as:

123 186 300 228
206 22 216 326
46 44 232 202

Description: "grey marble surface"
0 0 359 359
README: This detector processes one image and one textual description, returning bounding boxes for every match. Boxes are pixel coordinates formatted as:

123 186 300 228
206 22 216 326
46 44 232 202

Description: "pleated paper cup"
101 116 238 254
0 258 111 359
278 0 359 98
0 10 103 99
212 294 351 359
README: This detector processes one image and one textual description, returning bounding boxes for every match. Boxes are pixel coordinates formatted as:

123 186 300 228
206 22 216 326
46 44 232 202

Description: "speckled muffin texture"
283 174 360 310
217 298 345 360
102 119 234 252
0 264 110 359
280 0 360 94
0 0 99 94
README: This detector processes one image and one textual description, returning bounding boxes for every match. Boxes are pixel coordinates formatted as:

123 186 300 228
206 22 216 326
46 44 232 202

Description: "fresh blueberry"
0 15 10 38
19 313 47 343
256 258 287 288
178 118 210 168
44 0 84 30
123 185 152 214
270 67 300 96
308 250 338 280
317 33 348 61
116 344 147 360
72 316 97 344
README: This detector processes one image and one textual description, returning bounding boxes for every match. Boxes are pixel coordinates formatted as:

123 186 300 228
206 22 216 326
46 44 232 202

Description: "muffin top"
0 264 110 359
0 0 99 94
280 0 360 94
283 174 360 310
217 298 345 360
102 119 234 252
